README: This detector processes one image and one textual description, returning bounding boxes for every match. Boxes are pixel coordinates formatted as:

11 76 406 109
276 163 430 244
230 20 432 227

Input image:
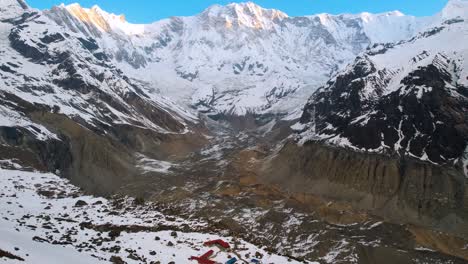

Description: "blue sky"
27 0 450 24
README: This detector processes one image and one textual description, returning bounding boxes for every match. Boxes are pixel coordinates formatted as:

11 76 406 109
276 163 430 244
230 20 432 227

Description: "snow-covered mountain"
0 0 198 138
44 1 431 117
295 0 468 167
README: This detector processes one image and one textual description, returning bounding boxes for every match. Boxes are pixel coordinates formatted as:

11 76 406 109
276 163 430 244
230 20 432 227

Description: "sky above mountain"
28 0 450 23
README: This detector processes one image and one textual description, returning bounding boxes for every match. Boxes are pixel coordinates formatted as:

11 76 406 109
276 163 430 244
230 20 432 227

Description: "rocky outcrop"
261 141 468 237
299 55 468 165
0 126 71 172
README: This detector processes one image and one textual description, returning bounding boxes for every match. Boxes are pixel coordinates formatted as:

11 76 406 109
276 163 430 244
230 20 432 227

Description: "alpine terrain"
0 0 467 263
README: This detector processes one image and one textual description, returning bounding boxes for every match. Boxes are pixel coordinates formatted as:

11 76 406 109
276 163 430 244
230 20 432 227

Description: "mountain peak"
441 0 468 19
226 1 267 10
355 10 406 23
64 3 111 32
201 1 287 29
62 3 139 34
386 10 405 16
65 3 125 22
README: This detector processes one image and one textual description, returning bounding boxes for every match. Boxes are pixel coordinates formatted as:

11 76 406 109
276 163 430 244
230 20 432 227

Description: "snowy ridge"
439 0 468 21
0 104 58 141
0 0 28 21
201 2 288 30
63 3 145 35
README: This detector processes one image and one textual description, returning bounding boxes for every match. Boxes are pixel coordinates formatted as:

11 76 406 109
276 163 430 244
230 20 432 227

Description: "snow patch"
136 154 173 174
463 145 468 178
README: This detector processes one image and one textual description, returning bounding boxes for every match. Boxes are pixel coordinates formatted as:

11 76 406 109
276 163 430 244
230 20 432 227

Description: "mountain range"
44 1 433 117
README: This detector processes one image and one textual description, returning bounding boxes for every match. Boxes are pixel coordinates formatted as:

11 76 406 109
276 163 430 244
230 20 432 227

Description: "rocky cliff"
261 142 468 237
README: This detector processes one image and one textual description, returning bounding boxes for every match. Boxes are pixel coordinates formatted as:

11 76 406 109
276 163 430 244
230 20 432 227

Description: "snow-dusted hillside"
43 1 433 117
0 164 313 264
295 0 468 167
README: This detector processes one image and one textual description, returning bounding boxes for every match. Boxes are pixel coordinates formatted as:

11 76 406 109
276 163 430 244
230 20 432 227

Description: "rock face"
261 142 468 236
0 125 71 173
297 52 468 166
